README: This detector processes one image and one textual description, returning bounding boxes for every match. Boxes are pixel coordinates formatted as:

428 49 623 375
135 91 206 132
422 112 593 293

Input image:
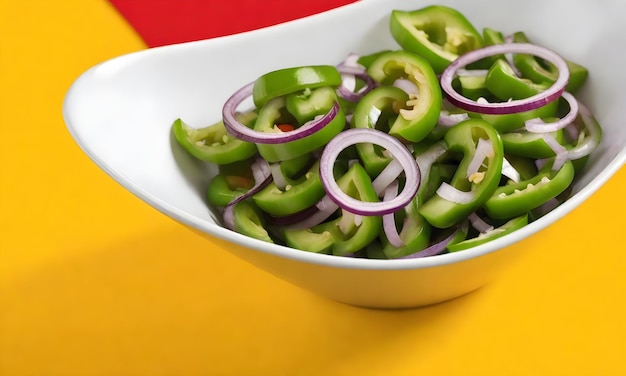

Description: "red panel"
108 0 358 47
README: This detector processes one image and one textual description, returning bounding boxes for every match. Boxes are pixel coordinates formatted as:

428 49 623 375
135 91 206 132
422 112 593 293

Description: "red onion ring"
440 43 569 114
222 82 340 144
336 65 377 102
222 157 272 230
525 92 578 133
319 128 420 216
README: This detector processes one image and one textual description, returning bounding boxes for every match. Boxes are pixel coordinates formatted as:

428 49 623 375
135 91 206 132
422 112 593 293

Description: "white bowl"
63 0 626 308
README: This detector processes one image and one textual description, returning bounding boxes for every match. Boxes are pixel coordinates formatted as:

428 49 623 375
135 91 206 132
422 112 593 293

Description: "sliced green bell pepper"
485 59 550 101
254 93 346 162
484 160 575 219
512 31 588 93
284 163 381 256
172 112 257 164
389 6 483 74
231 201 274 244
252 65 342 108
447 214 528 252
501 127 565 159
351 85 409 176
419 119 504 228
253 160 326 217
381 199 431 259
367 50 442 142
479 100 558 133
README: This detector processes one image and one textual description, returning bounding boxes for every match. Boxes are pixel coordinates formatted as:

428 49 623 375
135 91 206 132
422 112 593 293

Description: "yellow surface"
1 1 625 375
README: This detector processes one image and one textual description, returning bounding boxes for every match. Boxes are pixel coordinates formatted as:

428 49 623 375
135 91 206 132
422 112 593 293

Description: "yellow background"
1 1 625 375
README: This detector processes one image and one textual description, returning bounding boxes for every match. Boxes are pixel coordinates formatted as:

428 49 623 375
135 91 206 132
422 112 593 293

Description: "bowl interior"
64 0 626 270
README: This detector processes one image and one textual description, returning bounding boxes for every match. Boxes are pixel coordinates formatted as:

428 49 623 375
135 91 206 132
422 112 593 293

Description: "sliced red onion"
282 195 339 230
335 65 377 103
222 157 272 230
319 128 420 216
468 212 494 233
436 182 475 204
502 157 521 183
565 100 601 161
541 133 568 171
393 78 419 96
525 92 579 133
382 181 404 248
223 82 340 144
400 221 467 259
337 53 364 69
466 138 493 178
440 43 569 114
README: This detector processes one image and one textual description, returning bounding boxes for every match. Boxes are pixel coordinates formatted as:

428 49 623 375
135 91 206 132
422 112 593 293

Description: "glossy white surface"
63 0 626 307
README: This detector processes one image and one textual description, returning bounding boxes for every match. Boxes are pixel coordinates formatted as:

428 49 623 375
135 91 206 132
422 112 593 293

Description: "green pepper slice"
419 119 504 228
381 199 431 259
351 85 409 176
253 160 326 217
512 32 588 93
252 65 342 108
254 92 346 162
231 201 274 244
367 50 442 142
389 6 483 74
501 127 565 159
485 59 550 101
284 163 381 256
447 214 528 252
172 113 257 164
484 160 575 219
206 159 257 207
478 100 558 133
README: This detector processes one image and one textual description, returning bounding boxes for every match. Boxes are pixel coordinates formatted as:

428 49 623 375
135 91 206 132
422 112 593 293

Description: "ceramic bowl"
63 0 626 308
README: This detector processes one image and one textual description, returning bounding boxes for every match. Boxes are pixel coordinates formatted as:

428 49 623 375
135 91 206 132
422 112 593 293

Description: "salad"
171 5 602 259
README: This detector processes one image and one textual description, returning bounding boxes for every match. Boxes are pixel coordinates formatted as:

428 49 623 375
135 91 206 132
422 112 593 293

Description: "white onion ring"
501 157 521 183
440 43 569 114
319 128 420 216
393 78 419 96
270 163 288 190
222 82 340 144
525 92 579 133
466 138 493 178
438 111 469 127
541 133 568 171
566 100 601 160
436 182 475 204
468 213 494 233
